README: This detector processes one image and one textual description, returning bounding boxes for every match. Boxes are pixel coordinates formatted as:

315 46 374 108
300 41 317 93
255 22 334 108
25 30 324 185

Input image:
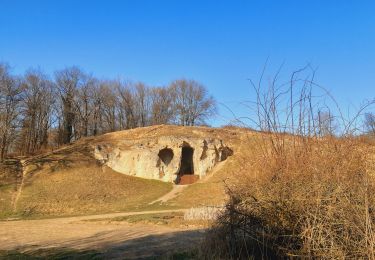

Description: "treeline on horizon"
0 63 216 160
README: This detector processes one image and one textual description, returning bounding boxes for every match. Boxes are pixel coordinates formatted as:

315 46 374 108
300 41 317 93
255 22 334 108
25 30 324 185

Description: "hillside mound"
0 125 251 218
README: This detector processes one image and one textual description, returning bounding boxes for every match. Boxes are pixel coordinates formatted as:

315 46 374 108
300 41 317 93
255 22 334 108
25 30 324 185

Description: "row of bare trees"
0 64 216 160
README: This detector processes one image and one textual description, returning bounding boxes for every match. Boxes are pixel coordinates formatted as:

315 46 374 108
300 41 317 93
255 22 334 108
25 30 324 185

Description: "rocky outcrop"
94 136 233 183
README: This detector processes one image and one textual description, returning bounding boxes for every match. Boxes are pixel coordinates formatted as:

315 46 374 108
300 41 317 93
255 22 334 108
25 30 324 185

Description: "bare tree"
0 64 23 160
55 67 85 144
74 76 97 138
118 82 137 129
0 61 218 157
170 79 216 126
316 110 336 136
364 112 375 134
99 81 118 132
19 70 53 154
150 87 174 125
134 82 151 127
89 81 104 136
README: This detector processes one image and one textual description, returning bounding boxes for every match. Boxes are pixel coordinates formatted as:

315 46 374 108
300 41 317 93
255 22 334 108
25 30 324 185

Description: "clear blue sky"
0 0 374 126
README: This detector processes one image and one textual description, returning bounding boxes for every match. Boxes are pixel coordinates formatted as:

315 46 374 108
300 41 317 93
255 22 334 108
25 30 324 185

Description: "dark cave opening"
178 146 194 175
158 148 174 166
220 146 234 161
176 145 199 185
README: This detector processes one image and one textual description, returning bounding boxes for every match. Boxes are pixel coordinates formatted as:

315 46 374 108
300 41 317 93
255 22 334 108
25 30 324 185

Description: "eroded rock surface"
94 136 233 183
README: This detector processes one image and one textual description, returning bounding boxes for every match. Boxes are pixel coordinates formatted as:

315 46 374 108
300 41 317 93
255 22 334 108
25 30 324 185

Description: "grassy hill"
0 125 249 219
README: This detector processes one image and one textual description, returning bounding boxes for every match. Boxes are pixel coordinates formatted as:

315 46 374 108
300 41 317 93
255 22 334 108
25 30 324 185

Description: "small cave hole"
220 147 234 161
200 140 208 160
158 148 174 166
214 146 220 162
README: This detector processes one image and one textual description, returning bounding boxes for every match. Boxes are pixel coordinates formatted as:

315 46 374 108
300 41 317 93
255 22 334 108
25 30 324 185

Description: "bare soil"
0 210 205 259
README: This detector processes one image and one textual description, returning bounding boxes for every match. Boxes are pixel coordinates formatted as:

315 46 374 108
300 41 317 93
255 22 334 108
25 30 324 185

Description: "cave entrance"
179 146 194 175
158 148 174 166
177 146 198 185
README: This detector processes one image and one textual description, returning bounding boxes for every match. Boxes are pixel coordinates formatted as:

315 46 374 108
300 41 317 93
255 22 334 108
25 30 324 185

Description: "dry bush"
203 137 375 259
201 65 375 259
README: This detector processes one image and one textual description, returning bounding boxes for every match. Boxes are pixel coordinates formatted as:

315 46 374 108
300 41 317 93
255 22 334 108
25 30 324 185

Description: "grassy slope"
16 165 172 217
0 186 15 218
0 160 22 218
2 140 172 218
1 125 252 218
165 149 250 208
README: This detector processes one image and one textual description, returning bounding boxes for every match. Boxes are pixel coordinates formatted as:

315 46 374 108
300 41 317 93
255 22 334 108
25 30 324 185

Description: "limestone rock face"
94 136 233 183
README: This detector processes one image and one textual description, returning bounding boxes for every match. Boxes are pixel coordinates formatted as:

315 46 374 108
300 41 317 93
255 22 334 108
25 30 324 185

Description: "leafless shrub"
201 64 375 259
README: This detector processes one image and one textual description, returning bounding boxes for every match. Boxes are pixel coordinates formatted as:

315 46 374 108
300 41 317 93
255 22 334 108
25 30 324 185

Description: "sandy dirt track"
0 210 205 259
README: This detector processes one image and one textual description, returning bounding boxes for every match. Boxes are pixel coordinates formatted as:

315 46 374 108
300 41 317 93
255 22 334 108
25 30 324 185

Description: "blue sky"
0 0 374 126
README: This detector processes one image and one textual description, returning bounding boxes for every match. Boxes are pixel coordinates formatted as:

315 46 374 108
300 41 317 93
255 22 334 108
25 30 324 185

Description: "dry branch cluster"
202 65 375 259
205 137 375 259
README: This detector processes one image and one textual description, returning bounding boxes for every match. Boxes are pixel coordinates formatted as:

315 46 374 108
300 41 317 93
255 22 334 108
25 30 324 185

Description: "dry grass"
200 66 375 259
166 182 227 208
0 125 247 219
0 160 22 218
1 143 172 218
205 136 375 259
16 165 172 217
0 186 15 218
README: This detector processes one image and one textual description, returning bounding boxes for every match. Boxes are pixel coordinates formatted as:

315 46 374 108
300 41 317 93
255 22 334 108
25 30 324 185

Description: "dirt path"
10 160 26 212
149 185 188 204
0 209 205 259
149 161 227 205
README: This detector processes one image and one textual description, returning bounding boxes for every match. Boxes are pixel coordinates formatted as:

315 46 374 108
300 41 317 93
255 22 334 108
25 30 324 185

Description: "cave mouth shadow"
158 148 174 166
179 146 194 175
176 145 199 185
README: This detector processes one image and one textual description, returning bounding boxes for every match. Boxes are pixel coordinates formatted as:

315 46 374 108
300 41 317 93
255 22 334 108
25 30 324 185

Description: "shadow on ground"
0 229 203 260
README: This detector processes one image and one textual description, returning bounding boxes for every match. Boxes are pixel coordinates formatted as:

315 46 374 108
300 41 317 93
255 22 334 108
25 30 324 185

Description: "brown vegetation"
201 65 375 259
203 136 375 259
0 137 173 218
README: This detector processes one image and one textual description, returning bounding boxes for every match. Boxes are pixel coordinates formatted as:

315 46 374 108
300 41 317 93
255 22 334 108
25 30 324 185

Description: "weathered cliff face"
94 136 233 184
